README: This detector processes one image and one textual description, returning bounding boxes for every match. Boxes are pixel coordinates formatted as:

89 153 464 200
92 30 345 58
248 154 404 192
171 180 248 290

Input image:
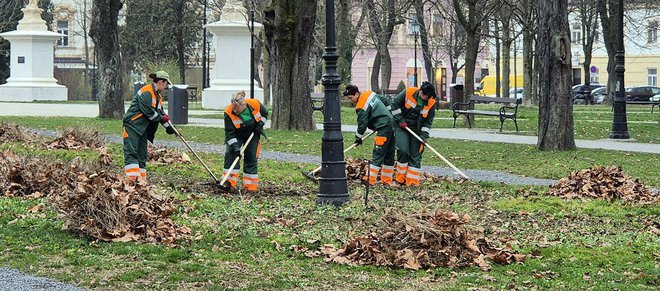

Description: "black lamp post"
317 0 349 206
609 0 629 139
250 0 255 99
410 18 419 87
202 0 208 88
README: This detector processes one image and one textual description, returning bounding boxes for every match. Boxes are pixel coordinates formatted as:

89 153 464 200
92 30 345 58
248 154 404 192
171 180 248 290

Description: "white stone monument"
0 0 67 102
202 0 263 109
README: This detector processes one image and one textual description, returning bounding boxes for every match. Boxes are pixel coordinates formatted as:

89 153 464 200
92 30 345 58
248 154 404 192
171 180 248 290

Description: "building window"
648 68 657 86
408 13 417 34
57 20 69 47
571 23 581 44
432 13 443 35
648 21 658 44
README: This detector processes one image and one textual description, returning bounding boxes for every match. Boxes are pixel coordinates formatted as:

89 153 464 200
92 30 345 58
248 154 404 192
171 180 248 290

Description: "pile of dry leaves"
45 127 104 150
148 144 191 165
547 166 658 204
0 122 36 143
301 210 525 271
0 152 190 246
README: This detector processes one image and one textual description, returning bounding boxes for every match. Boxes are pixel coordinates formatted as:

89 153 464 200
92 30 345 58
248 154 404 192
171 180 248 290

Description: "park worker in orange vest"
122 71 176 180
390 81 437 186
343 85 396 186
223 91 269 192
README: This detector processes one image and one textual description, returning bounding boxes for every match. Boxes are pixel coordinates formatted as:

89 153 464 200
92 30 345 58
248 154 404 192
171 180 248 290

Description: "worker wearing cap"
343 85 396 186
390 82 437 186
123 71 176 180
223 91 269 192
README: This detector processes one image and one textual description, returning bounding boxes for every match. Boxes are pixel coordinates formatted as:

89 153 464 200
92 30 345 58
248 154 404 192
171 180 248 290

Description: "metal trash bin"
449 84 464 105
167 85 189 125
133 82 146 94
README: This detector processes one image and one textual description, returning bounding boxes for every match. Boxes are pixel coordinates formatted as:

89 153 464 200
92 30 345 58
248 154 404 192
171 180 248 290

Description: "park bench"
451 95 522 132
612 100 659 113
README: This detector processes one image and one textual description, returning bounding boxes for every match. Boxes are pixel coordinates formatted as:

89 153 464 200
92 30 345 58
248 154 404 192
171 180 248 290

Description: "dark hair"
343 84 360 96
420 81 436 98
148 73 165 83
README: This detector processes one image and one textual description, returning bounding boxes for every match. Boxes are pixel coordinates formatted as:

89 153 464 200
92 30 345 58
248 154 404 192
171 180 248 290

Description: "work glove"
399 122 408 129
230 144 241 157
165 126 176 135
254 121 265 136
162 114 170 123
354 135 363 146
420 131 429 143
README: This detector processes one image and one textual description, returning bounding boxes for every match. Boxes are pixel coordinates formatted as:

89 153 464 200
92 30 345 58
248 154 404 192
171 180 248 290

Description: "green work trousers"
224 135 260 175
123 125 148 168
394 127 425 168
371 126 395 167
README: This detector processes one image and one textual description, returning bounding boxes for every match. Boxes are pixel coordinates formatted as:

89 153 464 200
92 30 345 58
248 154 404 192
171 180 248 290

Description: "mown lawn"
2 116 659 187
0 139 658 289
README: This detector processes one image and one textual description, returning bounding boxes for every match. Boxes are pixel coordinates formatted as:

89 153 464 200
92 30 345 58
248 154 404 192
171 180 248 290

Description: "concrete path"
0 102 658 154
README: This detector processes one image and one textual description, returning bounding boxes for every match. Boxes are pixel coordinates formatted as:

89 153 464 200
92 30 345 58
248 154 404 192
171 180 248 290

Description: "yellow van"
475 75 524 96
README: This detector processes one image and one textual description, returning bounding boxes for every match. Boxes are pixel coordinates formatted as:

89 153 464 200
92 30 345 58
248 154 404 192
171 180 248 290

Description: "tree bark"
598 0 618 104
414 0 433 85
536 0 575 150
90 0 124 118
263 0 316 130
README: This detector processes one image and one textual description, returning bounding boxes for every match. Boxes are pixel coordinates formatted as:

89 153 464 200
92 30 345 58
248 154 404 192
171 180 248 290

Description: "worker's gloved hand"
399 122 408 129
354 135 363 146
230 144 241 157
254 121 265 135
165 126 176 135
162 114 170 123
420 131 429 143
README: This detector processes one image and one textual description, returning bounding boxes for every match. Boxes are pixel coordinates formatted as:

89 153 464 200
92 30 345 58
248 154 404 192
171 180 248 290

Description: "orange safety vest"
403 87 436 118
224 99 263 129
355 90 376 110
137 84 164 111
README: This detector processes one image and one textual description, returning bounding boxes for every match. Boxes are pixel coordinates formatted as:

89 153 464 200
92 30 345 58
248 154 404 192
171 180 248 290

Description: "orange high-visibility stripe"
419 144 424 153
404 87 418 109
374 136 387 146
131 113 144 121
420 98 436 117
138 84 159 108
122 127 129 138
224 99 263 129
356 91 375 110
256 142 261 159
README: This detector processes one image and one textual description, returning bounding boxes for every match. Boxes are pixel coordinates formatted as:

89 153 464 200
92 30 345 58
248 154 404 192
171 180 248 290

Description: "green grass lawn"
0 140 657 289
2 116 658 187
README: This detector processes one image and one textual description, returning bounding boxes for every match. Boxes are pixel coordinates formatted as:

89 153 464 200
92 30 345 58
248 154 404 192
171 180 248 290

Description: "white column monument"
202 0 263 109
0 0 67 102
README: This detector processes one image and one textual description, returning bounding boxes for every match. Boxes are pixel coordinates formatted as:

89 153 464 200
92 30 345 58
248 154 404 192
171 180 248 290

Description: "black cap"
420 81 436 98
343 85 360 96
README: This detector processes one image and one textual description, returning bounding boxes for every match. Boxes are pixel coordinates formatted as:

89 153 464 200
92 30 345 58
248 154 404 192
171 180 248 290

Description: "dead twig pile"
313 210 525 271
547 166 658 204
45 127 104 150
148 144 191 165
0 122 36 143
0 152 190 246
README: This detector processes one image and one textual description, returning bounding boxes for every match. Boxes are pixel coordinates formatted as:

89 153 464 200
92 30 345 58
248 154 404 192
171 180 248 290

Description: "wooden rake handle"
403 126 470 180
219 132 255 186
309 130 376 175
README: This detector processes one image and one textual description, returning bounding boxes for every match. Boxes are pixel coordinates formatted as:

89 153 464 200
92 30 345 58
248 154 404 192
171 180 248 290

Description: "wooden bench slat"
452 95 521 131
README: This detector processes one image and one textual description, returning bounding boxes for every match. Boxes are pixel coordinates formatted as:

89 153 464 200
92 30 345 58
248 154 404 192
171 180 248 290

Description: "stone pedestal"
0 0 67 101
202 1 263 109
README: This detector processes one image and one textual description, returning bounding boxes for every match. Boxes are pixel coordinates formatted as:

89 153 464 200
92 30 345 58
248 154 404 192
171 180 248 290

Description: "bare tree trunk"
371 51 381 92
174 0 186 83
494 19 501 98
414 0 433 84
263 0 316 130
501 16 511 98
598 0 618 104
90 0 124 118
523 26 533 102
537 0 575 150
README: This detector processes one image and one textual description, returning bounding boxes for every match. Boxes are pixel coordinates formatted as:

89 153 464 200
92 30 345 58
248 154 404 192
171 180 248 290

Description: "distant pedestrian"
390 82 437 186
223 91 268 192
122 71 176 180
343 85 396 186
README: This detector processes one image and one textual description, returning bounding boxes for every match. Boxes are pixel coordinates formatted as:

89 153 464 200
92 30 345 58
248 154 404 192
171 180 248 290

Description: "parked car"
652 94 660 102
509 88 524 100
624 86 660 101
590 87 608 104
572 83 604 104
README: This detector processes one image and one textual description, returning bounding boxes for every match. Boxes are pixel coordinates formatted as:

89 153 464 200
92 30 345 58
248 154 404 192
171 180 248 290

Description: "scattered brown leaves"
547 166 658 204
314 209 525 270
148 144 191 165
313 158 451 183
45 127 104 150
0 122 36 143
0 151 189 246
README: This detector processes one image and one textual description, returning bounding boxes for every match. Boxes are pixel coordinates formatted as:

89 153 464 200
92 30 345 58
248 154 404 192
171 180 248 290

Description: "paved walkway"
1 102 658 154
